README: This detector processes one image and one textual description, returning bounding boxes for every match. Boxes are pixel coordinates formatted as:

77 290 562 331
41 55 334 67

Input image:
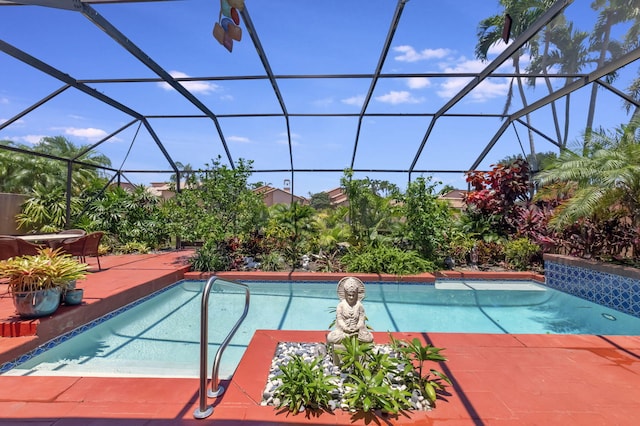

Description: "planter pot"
63 288 84 305
12 287 61 318
62 280 77 291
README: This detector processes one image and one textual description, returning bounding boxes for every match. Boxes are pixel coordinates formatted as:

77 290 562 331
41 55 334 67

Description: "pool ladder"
193 276 250 419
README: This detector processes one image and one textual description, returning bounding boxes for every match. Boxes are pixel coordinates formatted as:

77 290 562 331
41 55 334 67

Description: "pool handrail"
193 276 250 420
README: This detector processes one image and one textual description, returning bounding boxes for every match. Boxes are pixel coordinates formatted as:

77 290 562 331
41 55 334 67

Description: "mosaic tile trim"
544 260 640 319
0 280 184 374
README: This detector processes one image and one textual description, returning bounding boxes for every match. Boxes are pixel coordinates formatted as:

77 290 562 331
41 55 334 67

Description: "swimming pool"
3 279 640 379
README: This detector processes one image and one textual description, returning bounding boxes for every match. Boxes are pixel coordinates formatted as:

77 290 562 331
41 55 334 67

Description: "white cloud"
406 77 431 89
441 57 487 74
63 127 108 140
0 118 25 126
393 46 451 62
228 135 250 143
341 94 365 106
22 134 46 144
313 97 334 107
436 56 511 102
375 91 424 105
0 97 8 104
277 132 301 146
158 71 220 94
488 40 509 56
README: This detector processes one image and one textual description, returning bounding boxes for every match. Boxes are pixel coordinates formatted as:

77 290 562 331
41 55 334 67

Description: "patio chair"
48 229 86 249
16 238 43 256
0 236 20 261
61 231 104 270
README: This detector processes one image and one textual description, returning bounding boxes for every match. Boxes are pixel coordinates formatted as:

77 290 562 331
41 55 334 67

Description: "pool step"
435 281 546 291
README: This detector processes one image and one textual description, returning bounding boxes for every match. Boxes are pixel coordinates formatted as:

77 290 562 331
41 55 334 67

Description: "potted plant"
0 248 88 317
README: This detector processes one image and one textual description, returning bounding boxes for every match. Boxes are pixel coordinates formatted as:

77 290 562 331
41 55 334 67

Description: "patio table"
16 233 84 246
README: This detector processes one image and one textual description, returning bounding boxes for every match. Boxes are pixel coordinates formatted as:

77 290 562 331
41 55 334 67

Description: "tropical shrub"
16 184 82 233
189 240 230 272
162 156 267 248
342 245 436 275
447 232 477 267
116 241 151 254
308 191 332 210
473 241 505 267
402 176 453 261
86 185 169 249
258 251 285 272
534 120 640 262
264 203 318 269
464 159 531 237
504 238 541 271
341 170 402 245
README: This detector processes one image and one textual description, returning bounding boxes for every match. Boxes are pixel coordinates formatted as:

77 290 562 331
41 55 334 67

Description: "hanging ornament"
213 0 245 52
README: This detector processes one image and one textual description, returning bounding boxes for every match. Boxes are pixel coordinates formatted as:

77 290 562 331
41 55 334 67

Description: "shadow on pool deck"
0 252 639 424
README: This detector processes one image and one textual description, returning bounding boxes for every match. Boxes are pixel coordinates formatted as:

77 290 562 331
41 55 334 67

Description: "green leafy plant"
116 241 150 254
402 176 453 260
272 354 338 414
162 156 267 246
189 241 229 272
342 245 436 275
334 335 374 374
87 185 169 249
389 335 451 407
504 237 541 271
342 365 412 414
335 337 413 414
0 247 88 293
17 184 82 233
258 251 284 271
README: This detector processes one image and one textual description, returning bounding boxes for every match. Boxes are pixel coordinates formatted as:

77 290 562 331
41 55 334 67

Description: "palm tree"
169 161 196 189
0 136 111 195
0 140 33 193
526 12 566 145
476 0 556 171
340 171 401 245
535 118 640 227
38 136 112 191
529 22 591 147
267 202 318 267
624 67 640 125
585 0 640 140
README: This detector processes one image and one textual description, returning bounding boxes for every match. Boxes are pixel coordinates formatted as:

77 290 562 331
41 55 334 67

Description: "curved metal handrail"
193 276 250 419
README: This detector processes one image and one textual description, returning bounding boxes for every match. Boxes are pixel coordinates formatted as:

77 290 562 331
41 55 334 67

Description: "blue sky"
1 0 638 197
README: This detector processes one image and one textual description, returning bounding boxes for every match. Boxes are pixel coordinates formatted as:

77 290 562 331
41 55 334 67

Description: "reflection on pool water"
3 279 640 378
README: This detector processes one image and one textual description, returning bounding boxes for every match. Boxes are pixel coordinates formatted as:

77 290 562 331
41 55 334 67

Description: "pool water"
4 279 640 378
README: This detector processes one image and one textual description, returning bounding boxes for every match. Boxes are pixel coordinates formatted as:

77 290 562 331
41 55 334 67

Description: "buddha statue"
327 276 373 345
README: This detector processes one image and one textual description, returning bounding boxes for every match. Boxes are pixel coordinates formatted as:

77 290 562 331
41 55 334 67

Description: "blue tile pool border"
544 254 640 319
0 279 430 374
0 280 185 374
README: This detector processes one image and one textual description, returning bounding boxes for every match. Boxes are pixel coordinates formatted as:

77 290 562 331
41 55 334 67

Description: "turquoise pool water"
3 279 639 378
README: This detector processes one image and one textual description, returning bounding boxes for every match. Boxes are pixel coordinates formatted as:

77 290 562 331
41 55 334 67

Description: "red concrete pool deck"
0 253 639 424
